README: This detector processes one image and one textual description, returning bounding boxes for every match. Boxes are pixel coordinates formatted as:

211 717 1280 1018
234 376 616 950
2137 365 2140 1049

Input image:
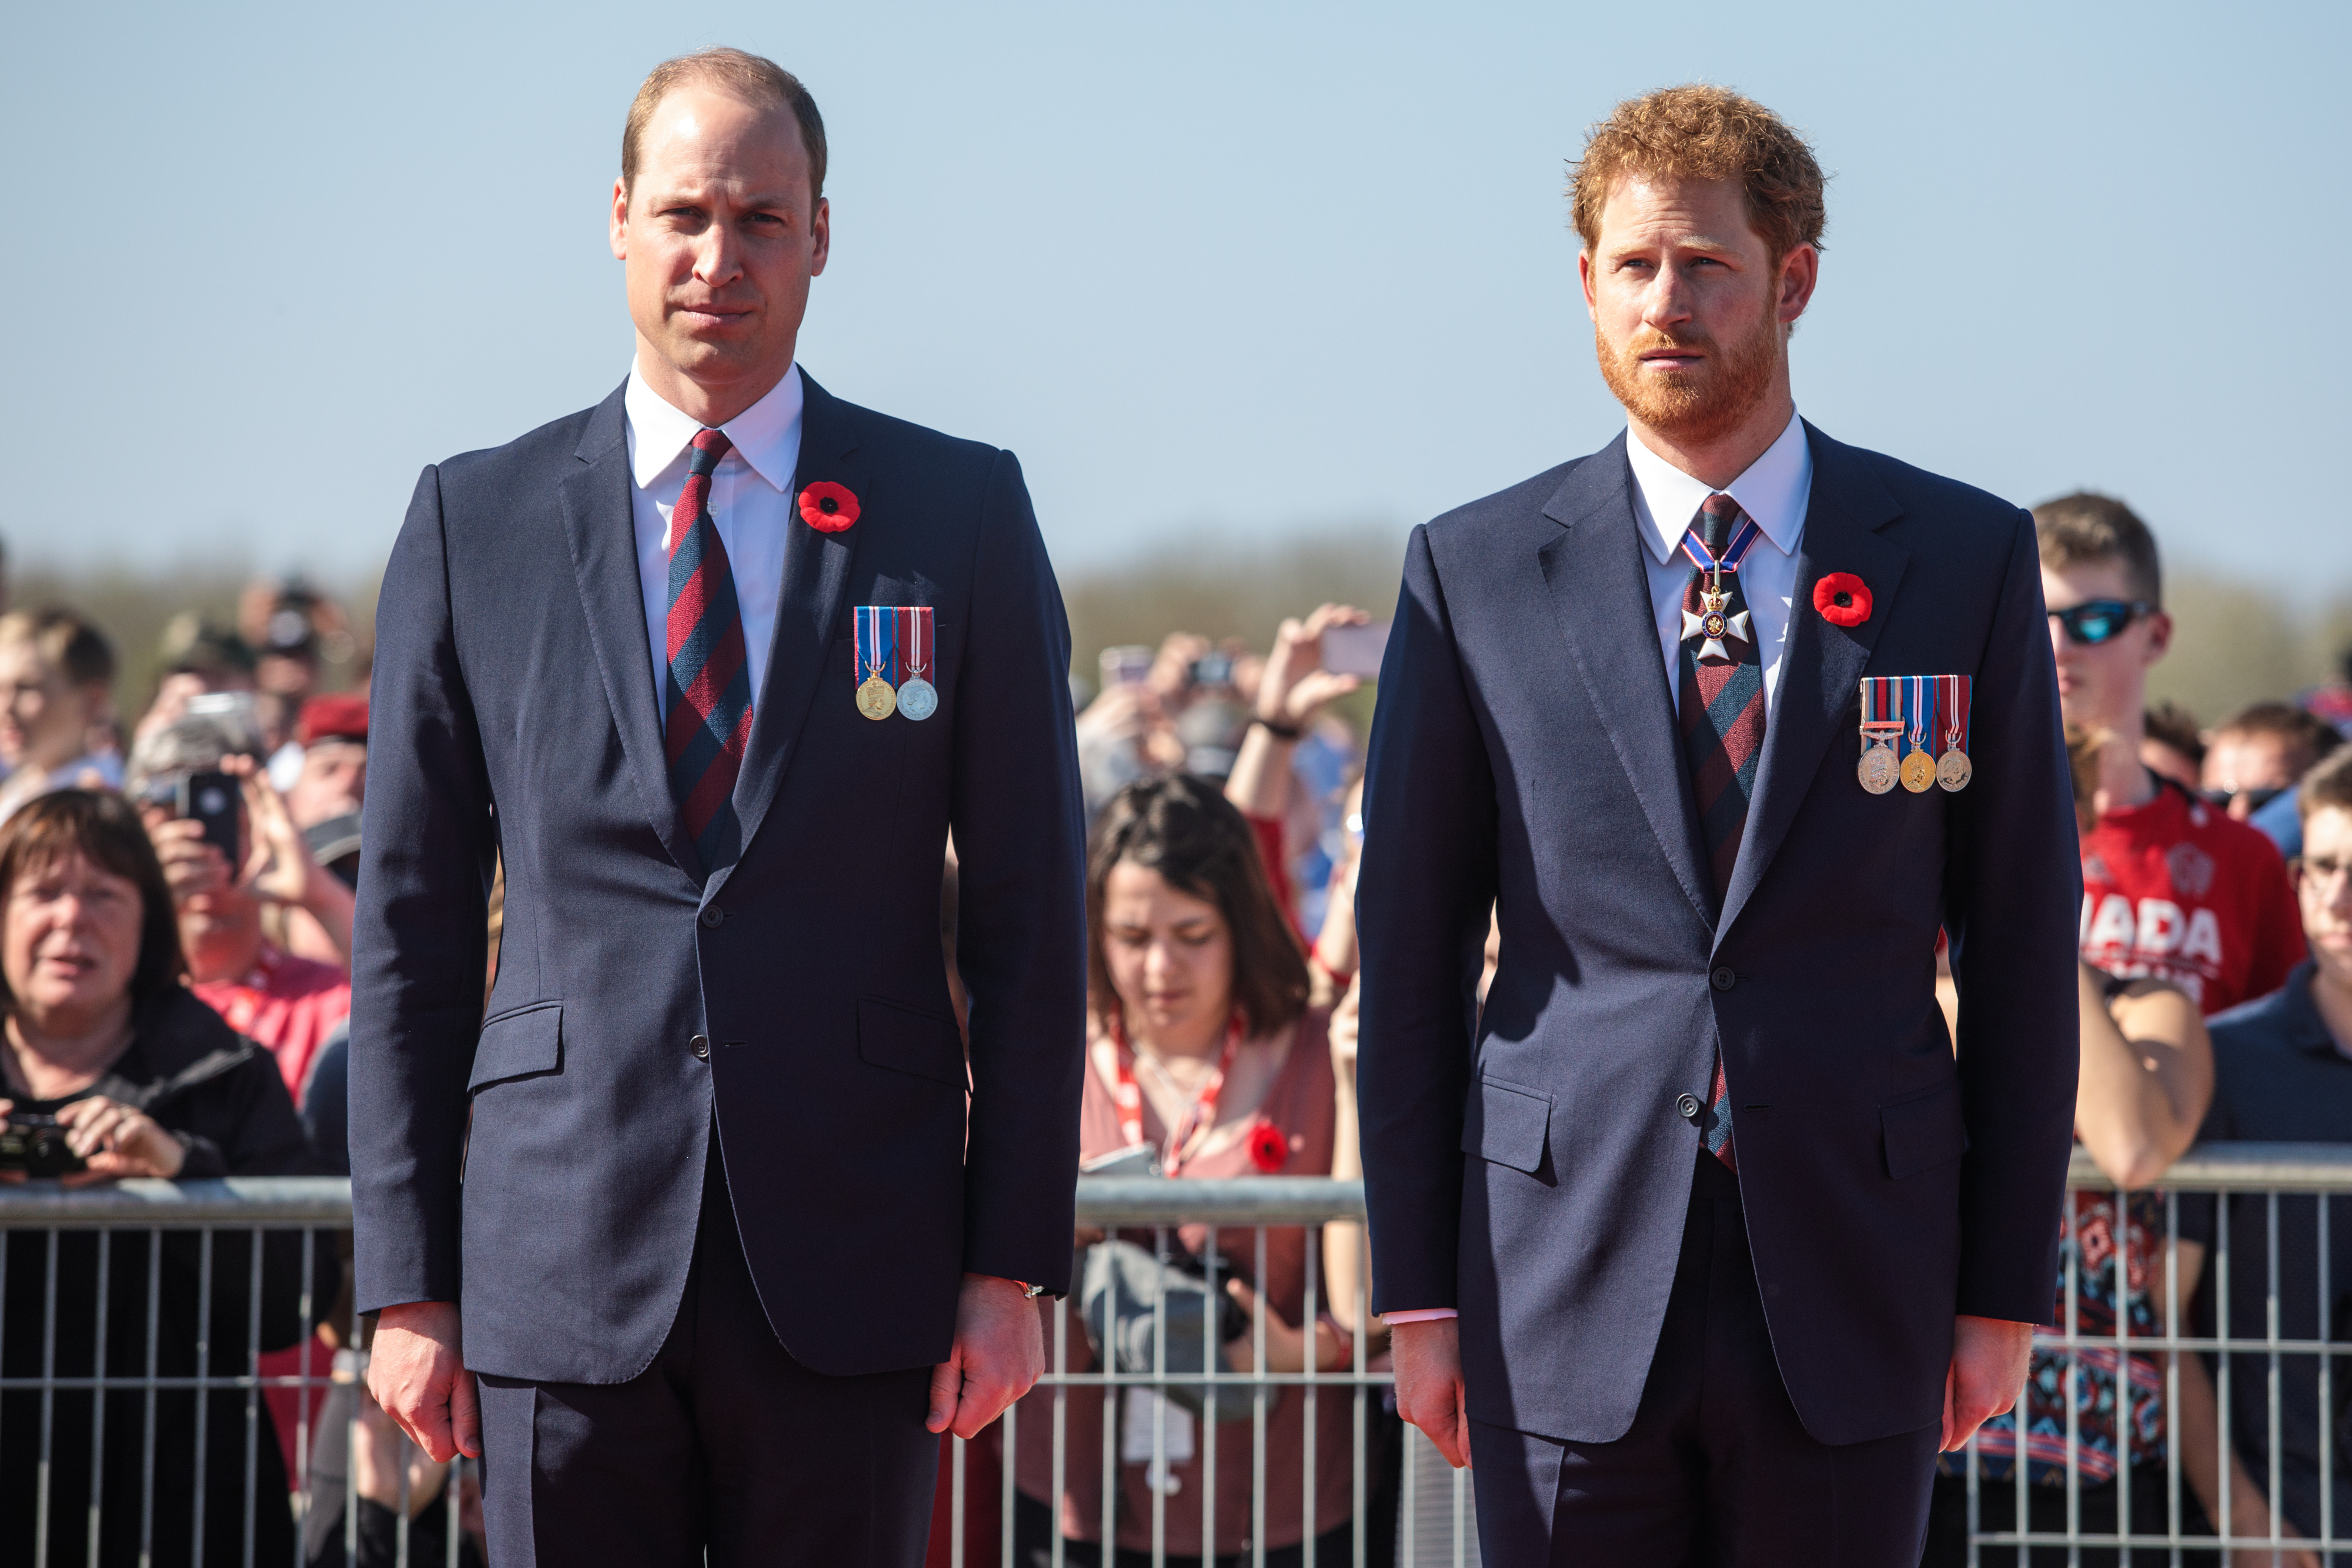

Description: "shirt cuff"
1384 1308 1459 1323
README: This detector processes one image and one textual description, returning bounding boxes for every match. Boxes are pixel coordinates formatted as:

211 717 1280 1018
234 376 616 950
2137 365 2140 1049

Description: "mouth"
673 303 754 330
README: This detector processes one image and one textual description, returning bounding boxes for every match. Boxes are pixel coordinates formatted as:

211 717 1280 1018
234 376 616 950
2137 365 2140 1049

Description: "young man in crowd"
2141 700 2207 792
2204 700 2344 861
2039 493 2305 1012
0 608 122 821
2181 745 2352 1552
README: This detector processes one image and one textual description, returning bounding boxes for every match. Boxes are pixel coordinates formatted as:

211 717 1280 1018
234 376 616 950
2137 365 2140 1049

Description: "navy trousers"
474 1145 940 1567
1467 1150 1941 1567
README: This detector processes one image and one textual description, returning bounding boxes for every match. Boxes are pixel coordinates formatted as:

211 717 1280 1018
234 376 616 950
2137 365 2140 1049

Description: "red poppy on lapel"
1812 572 1872 628
797 481 860 533
1247 1121 1288 1173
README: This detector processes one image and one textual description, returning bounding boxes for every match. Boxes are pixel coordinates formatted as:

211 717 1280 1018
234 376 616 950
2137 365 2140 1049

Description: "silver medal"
897 677 938 721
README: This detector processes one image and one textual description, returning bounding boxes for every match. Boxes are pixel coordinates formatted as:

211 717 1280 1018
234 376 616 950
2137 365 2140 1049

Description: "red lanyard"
1110 1012 1244 1174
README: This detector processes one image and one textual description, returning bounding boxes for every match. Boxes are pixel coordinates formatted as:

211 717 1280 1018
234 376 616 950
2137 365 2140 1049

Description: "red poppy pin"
797 481 860 533
1247 1121 1289 1174
1812 572 1872 628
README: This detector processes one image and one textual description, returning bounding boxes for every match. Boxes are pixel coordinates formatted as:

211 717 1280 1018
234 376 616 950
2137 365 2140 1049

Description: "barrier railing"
1 1148 2345 1566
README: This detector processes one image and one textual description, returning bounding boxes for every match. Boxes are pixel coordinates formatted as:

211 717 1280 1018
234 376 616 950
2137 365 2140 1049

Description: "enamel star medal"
1857 677 1903 795
1900 674 1937 793
1935 673 1973 791
1676 510 1763 664
896 606 938 721
854 606 898 721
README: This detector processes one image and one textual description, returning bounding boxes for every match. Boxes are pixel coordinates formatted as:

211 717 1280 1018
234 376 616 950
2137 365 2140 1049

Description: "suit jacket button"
691 1035 710 1059
1710 966 1736 992
700 905 725 929
1676 1092 1702 1121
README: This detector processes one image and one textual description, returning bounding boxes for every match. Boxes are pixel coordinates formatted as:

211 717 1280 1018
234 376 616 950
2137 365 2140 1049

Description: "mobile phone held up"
179 771 241 863
1321 621 1391 680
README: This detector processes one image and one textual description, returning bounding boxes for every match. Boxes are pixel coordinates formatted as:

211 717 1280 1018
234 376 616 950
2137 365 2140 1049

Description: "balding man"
350 49 1086 1566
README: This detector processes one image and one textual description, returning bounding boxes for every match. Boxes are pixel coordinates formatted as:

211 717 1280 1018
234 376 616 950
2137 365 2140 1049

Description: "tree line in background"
16 537 2350 745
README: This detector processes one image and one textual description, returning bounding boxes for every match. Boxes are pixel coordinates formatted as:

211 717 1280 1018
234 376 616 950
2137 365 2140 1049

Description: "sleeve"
2236 837 2307 1007
948 449 1090 1295
1354 525 1499 1316
347 466 498 1315
1244 812 1296 925
1943 509 2084 1325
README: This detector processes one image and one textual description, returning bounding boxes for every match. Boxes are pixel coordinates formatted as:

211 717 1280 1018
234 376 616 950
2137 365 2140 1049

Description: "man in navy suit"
1355 86 2079 1563
350 49 1087 1566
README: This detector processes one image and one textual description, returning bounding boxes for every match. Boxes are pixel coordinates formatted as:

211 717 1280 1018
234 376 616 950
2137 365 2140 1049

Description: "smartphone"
1322 621 1391 680
1099 646 1155 688
179 771 241 862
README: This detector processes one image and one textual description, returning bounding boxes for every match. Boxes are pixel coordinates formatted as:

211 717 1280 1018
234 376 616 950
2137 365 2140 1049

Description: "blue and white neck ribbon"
854 605 898 688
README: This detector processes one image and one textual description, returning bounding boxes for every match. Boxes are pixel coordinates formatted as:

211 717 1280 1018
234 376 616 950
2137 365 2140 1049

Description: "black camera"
1188 651 1235 688
0 1114 86 1178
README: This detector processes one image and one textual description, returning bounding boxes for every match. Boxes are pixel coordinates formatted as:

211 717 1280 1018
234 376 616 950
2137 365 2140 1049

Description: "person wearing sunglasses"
2201 700 2344 860
2037 492 2305 1017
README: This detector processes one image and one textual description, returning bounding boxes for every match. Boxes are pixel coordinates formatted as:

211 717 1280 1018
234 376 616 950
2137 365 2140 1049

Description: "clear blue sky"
5 0 2346 598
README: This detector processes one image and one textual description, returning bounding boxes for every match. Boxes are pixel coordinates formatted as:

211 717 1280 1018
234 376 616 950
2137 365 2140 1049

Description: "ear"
1577 249 1598 323
808 196 830 279
2142 610 2174 665
1777 242 1820 326
609 177 631 262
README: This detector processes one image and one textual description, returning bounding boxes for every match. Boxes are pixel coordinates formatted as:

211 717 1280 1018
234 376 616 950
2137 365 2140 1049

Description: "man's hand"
1391 1316 1472 1469
368 1301 481 1463
1941 1313 2035 1451
927 1274 1044 1439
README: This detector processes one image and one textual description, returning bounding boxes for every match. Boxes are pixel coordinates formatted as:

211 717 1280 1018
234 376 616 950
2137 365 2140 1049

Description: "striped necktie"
663 427 754 872
1676 492 1765 1171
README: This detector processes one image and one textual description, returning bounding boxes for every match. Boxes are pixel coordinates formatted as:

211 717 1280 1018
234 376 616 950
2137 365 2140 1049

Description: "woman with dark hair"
0 789 325 1568
1005 774 1353 1567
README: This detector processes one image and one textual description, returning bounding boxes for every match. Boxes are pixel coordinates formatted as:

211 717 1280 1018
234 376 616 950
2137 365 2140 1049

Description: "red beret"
298 693 369 747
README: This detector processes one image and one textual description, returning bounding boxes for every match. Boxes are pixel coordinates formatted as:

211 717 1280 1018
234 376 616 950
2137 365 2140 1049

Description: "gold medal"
1901 748 1936 793
1937 749 1972 791
856 674 897 721
1859 738 1899 794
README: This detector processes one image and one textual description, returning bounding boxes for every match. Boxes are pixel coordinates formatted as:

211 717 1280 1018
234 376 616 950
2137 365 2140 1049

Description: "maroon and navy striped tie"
664 428 754 871
1676 492 1764 1171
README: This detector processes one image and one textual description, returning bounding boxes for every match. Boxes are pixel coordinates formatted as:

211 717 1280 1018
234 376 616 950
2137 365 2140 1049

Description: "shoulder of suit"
1419 457 1585 543
817 387 1007 479
1822 434 2027 537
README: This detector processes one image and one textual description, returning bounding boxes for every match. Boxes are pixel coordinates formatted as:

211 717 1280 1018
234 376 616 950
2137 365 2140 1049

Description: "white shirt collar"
1625 410 1811 565
623 362 804 493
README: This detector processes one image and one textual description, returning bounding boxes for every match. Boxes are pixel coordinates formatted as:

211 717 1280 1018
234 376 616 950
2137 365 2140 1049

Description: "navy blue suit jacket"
1355 426 2079 1447
349 373 1088 1385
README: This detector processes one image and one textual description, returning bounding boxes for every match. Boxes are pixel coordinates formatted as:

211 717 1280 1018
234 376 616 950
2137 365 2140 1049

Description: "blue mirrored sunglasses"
2049 599 2156 646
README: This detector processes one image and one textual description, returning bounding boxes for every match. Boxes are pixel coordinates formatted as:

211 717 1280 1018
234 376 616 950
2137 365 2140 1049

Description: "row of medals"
857 668 937 723
1860 734 1970 795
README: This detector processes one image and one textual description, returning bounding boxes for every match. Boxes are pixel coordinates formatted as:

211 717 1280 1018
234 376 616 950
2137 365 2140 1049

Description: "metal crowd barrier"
2 1149 2346 1567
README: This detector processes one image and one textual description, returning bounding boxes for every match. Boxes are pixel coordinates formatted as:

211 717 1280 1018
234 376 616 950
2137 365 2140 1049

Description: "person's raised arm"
350 465 497 1464
2073 967 2212 1190
1224 603 1368 823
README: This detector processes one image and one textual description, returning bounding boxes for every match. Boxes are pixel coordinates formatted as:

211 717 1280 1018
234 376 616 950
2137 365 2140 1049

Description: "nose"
1640 267 1695 332
692 218 743 288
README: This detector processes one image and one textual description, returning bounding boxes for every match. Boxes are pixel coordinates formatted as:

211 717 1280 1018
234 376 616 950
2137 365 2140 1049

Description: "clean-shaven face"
2041 558 2170 735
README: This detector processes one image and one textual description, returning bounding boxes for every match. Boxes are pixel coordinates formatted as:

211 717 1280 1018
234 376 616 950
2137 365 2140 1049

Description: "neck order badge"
854 606 897 721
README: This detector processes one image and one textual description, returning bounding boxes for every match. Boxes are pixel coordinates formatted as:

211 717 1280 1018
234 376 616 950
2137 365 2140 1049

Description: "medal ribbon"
1676 514 1765 584
1860 676 1905 740
897 606 934 682
1110 1011 1245 1174
1937 674 1972 754
1906 674 1932 763
854 606 898 688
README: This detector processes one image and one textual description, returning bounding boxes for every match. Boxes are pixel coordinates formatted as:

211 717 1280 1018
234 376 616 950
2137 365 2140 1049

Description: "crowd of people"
0 488 2345 1567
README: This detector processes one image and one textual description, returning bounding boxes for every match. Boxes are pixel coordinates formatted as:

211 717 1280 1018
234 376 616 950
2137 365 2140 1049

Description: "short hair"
2300 745 2352 825
126 713 259 795
0 790 185 1011
1569 85 1828 263
0 608 115 692
1087 775 1308 1040
2213 701 2343 772
2143 701 2205 767
623 48 827 203
2033 492 2163 607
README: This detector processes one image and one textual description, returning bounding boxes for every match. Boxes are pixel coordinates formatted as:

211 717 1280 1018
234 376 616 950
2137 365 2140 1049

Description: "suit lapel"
1714 424 1907 941
720 372 865 887
1539 436 1714 926
559 383 704 880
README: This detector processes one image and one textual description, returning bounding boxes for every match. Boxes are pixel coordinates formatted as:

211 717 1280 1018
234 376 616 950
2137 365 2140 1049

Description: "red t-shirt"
192 946 353 1102
2078 781 2305 1015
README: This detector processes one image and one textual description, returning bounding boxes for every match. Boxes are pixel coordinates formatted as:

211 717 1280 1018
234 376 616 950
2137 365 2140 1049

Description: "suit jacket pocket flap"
1880 1078 1967 1179
469 1004 562 1092
857 998 968 1089
1461 1077 1551 1175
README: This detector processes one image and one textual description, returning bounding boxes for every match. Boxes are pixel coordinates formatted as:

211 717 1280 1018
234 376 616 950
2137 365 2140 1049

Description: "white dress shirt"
1384 413 1816 1329
1625 410 1813 715
624 363 806 719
